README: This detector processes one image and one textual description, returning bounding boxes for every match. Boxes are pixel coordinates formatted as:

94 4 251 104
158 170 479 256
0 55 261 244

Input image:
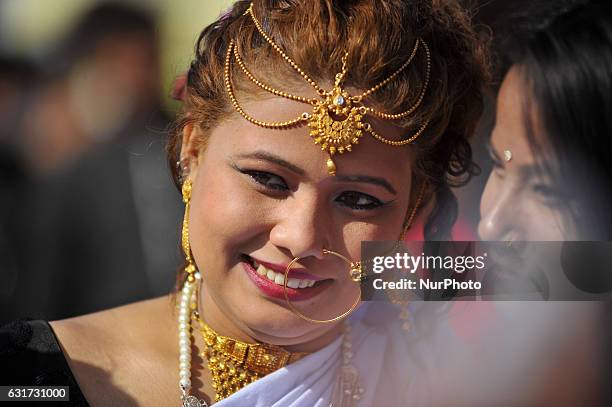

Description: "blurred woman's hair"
509 0 612 239
168 0 491 242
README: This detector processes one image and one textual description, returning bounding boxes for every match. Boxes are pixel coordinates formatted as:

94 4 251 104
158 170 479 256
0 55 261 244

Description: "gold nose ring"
282 248 362 324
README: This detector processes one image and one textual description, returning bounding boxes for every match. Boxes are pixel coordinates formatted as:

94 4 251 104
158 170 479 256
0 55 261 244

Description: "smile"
253 258 316 288
240 254 332 301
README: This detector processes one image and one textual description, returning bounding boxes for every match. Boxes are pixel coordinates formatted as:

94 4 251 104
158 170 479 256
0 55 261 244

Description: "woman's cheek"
523 201 566 240
195 172 276 244
340 219 399 259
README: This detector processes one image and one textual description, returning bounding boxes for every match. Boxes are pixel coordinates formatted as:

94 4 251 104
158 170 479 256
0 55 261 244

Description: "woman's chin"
224 295 341 345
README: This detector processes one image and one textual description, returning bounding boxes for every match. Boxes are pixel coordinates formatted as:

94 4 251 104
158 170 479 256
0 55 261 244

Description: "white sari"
214 301 603 406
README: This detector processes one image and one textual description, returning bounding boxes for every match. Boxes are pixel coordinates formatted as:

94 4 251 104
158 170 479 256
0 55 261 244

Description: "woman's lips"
241 256 332 301
250 256 327 281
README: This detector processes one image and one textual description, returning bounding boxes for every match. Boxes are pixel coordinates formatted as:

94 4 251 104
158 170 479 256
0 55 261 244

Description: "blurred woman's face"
182 88 414 346
479 67 575 241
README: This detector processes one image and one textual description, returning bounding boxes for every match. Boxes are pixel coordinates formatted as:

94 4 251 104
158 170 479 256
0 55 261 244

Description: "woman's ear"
180 123 203 181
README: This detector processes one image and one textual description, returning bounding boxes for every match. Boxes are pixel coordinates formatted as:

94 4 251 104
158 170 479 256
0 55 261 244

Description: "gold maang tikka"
224 3 432 176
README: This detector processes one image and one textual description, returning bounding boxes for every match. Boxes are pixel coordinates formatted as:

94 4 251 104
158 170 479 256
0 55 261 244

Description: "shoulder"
47 296 180 405
50 296 177 371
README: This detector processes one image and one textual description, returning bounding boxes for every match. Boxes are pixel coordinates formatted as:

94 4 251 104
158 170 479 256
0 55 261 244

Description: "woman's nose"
269 195 329 260
478 176 520 241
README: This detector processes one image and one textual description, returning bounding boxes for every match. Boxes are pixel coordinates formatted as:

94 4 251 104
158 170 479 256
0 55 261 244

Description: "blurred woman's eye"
487 150 505 177
335 191 385 211
488 152 503 168
242 170 289 191
532 184 564 207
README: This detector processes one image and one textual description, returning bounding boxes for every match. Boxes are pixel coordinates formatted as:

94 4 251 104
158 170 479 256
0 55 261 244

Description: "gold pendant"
309 85 366 175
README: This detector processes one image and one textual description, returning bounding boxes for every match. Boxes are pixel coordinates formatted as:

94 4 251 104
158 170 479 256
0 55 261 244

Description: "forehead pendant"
309 56 367 176
224 3 432 176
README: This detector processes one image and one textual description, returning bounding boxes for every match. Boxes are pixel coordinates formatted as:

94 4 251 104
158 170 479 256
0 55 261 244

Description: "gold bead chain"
246 3 326 96
246 2 431 124
233 43 319 105
365 39 432 121
225 40 311 129
366 114 432 146
353 37 421 100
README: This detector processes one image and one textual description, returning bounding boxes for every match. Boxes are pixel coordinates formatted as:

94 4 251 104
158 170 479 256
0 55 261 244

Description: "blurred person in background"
11 2 182 322
480 0 612 241
471 0 612 404
0 56 37 322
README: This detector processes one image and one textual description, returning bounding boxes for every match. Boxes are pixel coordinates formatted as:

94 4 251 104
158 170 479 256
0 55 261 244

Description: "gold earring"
182 179 197 284
386 183 427 331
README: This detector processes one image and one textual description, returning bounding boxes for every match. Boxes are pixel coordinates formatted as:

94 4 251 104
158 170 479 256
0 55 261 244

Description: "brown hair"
168 0 490 240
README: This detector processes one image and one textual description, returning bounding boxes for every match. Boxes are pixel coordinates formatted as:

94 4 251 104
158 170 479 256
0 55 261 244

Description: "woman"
1 1 488 405
476 1 612 404
480 0 612 241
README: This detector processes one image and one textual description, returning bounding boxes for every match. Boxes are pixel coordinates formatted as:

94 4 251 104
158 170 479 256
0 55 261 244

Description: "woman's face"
183 90 414 345
479 67 575 242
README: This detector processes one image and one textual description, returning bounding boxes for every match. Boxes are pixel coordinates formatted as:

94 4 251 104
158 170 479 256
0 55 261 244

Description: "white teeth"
256 265 267 276
251 261 316 289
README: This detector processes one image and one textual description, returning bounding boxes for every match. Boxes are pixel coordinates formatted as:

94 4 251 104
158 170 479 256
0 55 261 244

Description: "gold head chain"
224 3 432 176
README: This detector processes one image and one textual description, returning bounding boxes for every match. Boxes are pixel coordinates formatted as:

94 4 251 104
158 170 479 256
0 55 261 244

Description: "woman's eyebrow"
234 150 397 194
332 175 397 195
234 151 305 175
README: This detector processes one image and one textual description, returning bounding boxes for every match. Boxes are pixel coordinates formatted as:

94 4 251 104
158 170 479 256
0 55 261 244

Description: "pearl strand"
178 272 208 407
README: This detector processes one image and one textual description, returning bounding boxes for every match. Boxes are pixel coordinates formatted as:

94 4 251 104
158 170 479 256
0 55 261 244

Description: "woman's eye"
486 153 505 179
244 170 289 191
532 184 563 207
335 191 384 210
488 154 505 171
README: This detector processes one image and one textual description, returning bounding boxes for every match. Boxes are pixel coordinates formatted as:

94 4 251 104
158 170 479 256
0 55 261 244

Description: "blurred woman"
478 1 612 405
480 0 612 241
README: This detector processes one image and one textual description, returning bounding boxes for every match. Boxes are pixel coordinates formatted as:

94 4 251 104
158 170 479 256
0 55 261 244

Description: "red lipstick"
241 256 331 301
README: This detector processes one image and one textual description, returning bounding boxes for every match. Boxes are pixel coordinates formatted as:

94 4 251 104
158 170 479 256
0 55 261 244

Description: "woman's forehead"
207 96 414 185
493 68 555 168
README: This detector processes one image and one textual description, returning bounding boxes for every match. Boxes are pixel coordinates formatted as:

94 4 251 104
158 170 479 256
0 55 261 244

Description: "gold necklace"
194 314 310 402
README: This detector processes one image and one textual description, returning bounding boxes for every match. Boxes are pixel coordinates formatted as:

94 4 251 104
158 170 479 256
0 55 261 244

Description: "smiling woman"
0 1 489 406
165 0 488 404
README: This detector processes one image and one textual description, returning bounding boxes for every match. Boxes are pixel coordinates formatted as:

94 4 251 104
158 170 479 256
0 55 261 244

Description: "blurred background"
0 0 524 324
0 0 234 323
